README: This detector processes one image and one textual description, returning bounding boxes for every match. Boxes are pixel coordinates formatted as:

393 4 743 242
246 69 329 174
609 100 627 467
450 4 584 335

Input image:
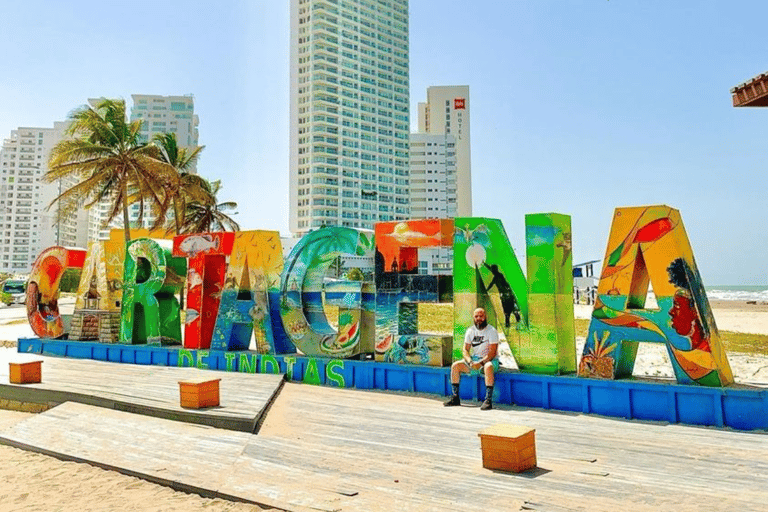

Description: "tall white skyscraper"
88 94 200 241
290 0 411 235
0 122 88 273
417 85 471 217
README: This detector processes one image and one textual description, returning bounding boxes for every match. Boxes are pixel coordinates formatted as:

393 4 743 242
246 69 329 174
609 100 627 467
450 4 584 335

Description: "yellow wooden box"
9 361 42 384
478 424 536 473
179 378 221 409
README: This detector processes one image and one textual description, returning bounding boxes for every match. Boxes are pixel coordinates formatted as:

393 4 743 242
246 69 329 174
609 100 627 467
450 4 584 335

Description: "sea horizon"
706 285 768 302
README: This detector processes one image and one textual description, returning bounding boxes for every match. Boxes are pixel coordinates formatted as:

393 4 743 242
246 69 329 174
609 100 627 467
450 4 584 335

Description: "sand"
0 412 271 512
0 300 766 510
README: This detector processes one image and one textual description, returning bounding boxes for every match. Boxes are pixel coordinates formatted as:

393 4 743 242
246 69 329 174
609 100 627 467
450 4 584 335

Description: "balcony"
732 73 768 107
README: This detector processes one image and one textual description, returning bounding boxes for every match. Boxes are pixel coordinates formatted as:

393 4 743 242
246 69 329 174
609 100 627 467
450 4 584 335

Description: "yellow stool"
178 378 221 408
478 424 536 473
9 361 42 384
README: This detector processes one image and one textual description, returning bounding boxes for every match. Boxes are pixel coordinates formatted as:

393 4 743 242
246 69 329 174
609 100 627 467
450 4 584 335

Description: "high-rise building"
289 0 411 235
88 94 200 241
130 94 199 149
409 132 457 219
417 85 471 217
0 122 88 273
408 133 456 275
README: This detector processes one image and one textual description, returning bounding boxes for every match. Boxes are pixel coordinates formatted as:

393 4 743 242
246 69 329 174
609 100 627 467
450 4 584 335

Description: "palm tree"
179 179 240 234
45 99 177 243
150 132 210 234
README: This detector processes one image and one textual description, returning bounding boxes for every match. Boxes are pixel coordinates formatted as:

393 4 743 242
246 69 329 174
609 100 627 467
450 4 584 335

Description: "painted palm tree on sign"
45 99 177 243
179 179 240 234
151 132 209 234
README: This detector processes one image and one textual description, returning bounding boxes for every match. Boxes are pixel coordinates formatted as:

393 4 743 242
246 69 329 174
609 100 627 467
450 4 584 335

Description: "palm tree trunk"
173 197 182 235
172 196 185 311
122 181 131 244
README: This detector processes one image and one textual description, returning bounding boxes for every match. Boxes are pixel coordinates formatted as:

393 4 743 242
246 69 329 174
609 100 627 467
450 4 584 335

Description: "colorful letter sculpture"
21 206 734 389
209 231 283 352
374 220 453 366
453 217 528 357
26 247 86 339
120 239 187 346
70 240 124 342
173 232 235 349
578 205 733 387
324 279 375 357
524 213 576 373
280 227 375 358
453 215 576 374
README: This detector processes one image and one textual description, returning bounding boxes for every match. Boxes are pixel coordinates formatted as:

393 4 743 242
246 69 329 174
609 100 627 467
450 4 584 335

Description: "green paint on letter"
196 350 209 369
260 355 279 374
303 358 321 385
224 352 236 371
326 359 345 387
178 349 194 367
239 353 257 373
283 356 297 380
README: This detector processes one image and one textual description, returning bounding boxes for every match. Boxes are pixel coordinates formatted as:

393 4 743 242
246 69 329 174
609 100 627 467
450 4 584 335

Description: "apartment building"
409 132 457 219
0 122 88 273
290 0 411 235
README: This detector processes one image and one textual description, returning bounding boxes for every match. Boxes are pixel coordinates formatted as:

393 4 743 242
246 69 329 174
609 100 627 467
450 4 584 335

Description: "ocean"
706 285 768 302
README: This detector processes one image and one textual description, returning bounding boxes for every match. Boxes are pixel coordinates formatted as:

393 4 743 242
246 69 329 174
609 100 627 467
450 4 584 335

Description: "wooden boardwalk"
1 376 767 511
0 347 284 432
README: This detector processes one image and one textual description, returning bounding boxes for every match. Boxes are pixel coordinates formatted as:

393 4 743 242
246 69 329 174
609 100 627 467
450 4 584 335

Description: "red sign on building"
454 98 465 110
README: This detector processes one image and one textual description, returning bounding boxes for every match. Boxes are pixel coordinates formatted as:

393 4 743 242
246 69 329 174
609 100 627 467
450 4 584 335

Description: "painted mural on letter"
280 226 375 358
452 218 527 362
208 231 282 352
26 247 86 339
578 205 733 387
70 240 124 342
120 238 186 346
374 219 453 366
525 213 576 373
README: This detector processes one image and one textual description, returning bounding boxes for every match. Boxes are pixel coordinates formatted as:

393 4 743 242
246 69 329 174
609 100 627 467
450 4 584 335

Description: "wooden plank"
0 347 284 432
2 381 767 511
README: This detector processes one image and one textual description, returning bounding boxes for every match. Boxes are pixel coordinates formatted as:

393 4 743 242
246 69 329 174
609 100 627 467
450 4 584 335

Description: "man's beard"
475 319 488 329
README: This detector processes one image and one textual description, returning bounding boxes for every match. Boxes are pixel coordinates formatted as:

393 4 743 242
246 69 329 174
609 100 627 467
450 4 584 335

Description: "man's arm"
462 342 472 365
462 327 473 365
479 329 499 365
484 343 498 363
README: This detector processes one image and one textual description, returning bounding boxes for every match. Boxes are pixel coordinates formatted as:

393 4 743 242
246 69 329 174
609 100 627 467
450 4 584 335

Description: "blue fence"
17 338 768 431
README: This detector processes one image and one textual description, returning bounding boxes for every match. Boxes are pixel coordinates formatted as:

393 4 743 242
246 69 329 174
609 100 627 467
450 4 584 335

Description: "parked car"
2 279 27 305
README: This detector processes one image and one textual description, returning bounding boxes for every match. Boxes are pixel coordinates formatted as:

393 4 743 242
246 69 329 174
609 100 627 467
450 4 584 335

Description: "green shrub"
0 291 12 306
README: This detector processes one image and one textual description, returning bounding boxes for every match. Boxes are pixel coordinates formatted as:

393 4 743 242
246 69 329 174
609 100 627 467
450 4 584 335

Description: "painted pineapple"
578 331 616 379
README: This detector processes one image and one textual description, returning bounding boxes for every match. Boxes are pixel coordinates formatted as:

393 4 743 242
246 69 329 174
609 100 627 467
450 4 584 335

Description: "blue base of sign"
17 338 768 431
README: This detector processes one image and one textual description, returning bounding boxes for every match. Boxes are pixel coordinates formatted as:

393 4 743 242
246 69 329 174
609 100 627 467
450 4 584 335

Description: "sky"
0 0 766 285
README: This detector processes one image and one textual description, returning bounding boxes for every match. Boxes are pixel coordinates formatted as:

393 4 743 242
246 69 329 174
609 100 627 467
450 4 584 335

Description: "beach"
0 300 766 511
0 410 271 511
